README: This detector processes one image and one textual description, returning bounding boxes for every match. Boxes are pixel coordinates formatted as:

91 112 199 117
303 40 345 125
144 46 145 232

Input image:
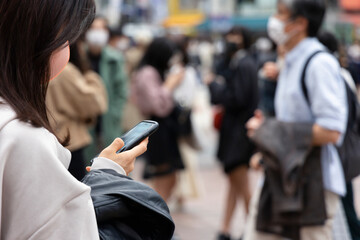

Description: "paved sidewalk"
170 165 360 240
171 166 261 240
132 156 360 240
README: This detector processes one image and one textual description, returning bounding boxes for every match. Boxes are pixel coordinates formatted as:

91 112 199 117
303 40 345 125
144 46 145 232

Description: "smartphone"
116 120 159 153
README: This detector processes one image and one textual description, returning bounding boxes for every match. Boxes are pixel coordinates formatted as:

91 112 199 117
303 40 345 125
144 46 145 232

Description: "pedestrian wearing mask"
108 27 146 132
108 27 131 54
245 0 348 239
207 27 259 240
84 16 128 159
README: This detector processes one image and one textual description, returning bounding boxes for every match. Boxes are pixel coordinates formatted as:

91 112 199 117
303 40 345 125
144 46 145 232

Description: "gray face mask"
85 29 109 48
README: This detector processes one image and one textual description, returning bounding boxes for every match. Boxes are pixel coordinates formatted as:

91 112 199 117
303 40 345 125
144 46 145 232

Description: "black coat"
210 51 259 173
82 169 175 240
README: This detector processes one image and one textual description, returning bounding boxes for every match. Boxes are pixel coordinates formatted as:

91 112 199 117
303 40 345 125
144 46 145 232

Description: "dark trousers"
68 148 87 181
342 182 360 240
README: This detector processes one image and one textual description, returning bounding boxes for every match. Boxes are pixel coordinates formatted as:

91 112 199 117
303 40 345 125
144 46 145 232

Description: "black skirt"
217 111 255 174
143 114 184 179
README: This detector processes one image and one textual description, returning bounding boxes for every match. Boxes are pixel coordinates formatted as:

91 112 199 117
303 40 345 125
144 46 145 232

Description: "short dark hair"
174 36 190 66
317 31 339 54
109 27 124 39
70 40 92 74
226 26 252 50
0 0 95 144
280 0 326 37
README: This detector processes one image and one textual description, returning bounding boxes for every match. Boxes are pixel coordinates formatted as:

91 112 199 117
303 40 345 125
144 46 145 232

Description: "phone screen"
117 121 158 153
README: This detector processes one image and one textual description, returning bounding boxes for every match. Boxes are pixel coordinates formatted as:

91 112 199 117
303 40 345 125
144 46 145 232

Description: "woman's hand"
250 153 263 171
98 138 148 175
246 110 264 138
164 67 185 91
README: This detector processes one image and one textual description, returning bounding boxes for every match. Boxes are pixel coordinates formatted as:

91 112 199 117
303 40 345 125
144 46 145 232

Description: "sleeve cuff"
91 157 127 175
316 118 346 134
315 118 346 146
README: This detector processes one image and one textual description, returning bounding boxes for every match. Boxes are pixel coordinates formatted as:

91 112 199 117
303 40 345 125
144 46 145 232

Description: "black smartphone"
116 120 159 153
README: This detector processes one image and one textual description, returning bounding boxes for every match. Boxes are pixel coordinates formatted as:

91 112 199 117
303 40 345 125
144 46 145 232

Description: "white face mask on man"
267 16 296 45
85 29 109 48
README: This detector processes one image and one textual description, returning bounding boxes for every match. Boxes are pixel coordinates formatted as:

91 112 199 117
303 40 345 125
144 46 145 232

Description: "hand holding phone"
97 120 158 175
116 120 159 153
99 137 148 175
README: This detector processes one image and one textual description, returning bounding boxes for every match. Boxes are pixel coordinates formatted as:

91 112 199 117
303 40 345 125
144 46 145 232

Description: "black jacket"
252 120 326 240
210 50 258 173
82 169 175 240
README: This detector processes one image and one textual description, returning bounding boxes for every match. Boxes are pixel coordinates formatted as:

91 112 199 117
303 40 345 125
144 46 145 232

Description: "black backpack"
301 50 360 182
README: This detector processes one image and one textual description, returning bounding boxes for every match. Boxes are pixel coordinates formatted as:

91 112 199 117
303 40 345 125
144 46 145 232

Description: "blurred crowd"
47 4 360 239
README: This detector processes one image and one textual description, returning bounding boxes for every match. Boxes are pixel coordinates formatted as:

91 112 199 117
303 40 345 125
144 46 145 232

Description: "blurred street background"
89 0 360 239
95 0 359 44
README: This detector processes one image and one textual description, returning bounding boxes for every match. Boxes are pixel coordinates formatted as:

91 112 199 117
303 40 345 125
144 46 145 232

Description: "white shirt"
0 100 125 239
275 38 347 196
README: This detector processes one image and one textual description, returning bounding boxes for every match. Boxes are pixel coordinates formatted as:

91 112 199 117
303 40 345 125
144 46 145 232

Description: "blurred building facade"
94 0 360 42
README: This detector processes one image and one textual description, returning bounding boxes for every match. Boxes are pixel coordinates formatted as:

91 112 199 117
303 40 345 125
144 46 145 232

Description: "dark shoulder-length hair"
70 38 92 74
138 37 176 80
226 26 252 50
0 0 95 143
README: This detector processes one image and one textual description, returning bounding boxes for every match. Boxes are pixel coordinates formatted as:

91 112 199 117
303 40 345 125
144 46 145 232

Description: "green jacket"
85 46 128 160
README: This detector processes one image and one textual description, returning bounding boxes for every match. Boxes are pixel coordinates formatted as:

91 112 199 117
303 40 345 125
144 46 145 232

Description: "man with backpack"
245 0 349 239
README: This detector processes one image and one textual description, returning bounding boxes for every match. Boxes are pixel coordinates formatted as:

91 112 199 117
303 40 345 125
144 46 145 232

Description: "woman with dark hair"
132 37 185 201
46 39 108 181
0 1 171 239
207 26 258 240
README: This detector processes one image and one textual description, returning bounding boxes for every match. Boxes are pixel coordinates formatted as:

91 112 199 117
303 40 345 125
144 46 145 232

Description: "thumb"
254 109 263 119
107 138 125 153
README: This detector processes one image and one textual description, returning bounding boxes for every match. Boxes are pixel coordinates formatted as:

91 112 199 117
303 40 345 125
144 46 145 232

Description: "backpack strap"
301 50 326 104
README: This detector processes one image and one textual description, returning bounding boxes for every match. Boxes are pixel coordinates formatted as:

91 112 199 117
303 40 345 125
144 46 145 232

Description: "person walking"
84 16 128 159
207 27 259 240
131 38 185 202
246 0 348 239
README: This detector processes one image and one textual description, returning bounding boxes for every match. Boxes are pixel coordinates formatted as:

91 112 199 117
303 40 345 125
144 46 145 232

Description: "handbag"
172 104 192 137
213 106 224 131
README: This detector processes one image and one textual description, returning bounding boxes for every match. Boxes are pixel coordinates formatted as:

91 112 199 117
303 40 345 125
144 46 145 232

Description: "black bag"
301 50 360 182
171 104 192 137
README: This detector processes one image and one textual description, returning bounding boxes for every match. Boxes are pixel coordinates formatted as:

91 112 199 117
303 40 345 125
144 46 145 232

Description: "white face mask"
267 16 293 45
349 44 360 60
116 39 130 51
85 29 109 48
